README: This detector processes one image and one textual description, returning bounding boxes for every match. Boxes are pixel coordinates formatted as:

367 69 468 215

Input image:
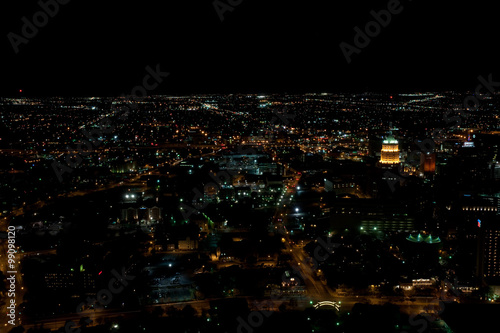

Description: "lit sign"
313 301 340 311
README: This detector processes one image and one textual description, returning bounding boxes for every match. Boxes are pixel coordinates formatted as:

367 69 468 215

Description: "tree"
9 326 25 333
152 306 164 318
181 304 196 319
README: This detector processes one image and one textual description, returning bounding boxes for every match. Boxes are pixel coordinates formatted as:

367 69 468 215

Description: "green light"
336 322 340 326
449 256 452 259
309 301 313 304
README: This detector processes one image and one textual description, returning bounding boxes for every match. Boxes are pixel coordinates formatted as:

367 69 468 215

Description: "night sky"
1 0 499 96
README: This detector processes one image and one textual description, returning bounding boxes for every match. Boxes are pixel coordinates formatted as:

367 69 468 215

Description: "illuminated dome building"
380 135 400 165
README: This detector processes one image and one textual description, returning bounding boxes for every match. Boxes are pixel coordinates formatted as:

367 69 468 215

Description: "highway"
18 294 443 331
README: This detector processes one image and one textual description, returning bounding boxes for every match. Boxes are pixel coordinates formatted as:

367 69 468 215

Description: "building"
44 266 95 292
360 217 415 233
121 207 139 221
396 279 434 291
146 206 162 221
477 218 500 283
380 136 400 165
324 177 360 196
420 152 436 174
178 237 198 250
120 206 162 223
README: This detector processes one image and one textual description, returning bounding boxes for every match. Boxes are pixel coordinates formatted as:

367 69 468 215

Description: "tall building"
477 217 500 284
484 228 500 279
380 136 400 165
420 152 436 174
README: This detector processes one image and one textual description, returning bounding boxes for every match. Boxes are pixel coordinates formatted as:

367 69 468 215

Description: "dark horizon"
0 89 482 99
1 0 499 97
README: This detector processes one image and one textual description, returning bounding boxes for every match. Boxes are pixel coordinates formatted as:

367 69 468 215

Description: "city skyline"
1 91 500 332
2 1 500 332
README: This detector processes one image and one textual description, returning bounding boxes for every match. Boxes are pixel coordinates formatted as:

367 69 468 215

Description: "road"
18 294 444 331
268 160 335 302
19 299 212 331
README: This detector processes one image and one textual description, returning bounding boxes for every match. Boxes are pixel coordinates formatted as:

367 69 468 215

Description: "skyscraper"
420 152 436 174
477 218 500 284
380 135 400 165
